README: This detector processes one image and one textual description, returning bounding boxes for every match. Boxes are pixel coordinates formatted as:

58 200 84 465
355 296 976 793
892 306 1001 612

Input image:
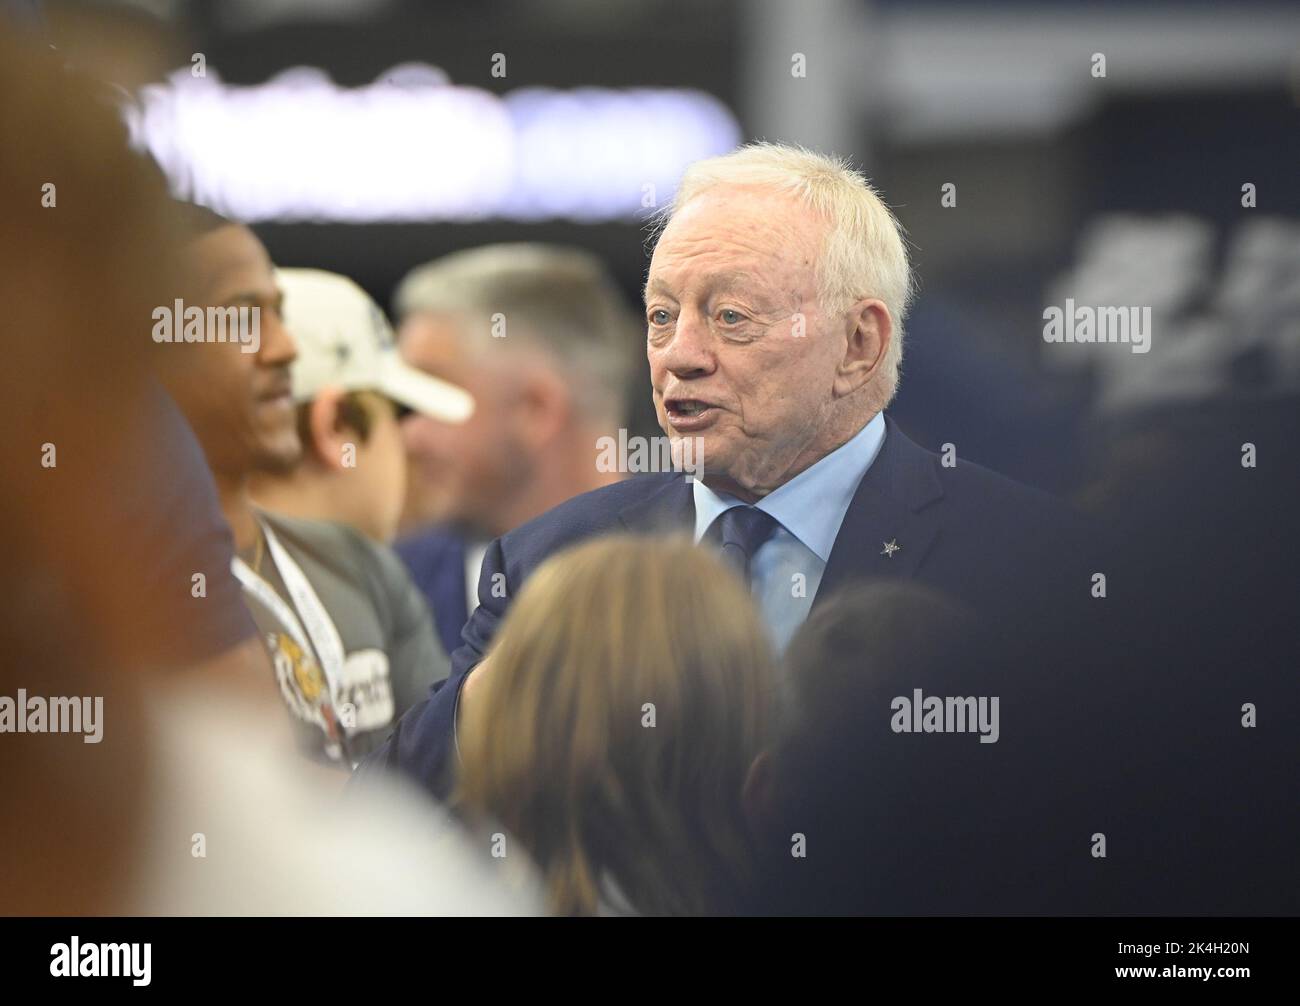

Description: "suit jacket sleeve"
357 536 510 799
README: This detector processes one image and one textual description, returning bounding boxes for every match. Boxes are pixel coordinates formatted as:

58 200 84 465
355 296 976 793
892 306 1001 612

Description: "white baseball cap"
276 267 474 423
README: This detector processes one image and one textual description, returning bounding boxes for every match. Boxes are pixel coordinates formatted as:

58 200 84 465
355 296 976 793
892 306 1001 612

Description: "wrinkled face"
174 224 299 478
398 314 532 535
645 187 845 499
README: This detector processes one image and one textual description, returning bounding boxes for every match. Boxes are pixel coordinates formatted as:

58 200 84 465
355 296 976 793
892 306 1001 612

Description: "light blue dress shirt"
692 412 887 653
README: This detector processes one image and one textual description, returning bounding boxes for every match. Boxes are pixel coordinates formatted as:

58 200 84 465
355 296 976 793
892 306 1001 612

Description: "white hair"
663 142 915 410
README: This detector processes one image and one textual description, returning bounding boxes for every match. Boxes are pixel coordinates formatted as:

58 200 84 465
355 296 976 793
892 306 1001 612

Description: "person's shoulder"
504 475 686 540
943 455 1064 515
260 508 361 553
888 425 1086 539
553 471 686 513
948 463 1095 563
501 473 685 549
263 510 429 612
260 510 394 581
131 381 256 663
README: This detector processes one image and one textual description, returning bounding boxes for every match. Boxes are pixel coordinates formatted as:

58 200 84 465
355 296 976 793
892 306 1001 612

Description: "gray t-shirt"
236 510 449 767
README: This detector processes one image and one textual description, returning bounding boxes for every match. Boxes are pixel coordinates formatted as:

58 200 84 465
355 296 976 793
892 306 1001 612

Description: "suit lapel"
612 425 944 603
617 474 696 535
815 418 945 607
446 534 469 627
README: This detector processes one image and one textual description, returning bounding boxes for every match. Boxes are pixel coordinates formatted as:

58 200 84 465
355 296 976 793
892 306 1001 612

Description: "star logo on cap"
880 539 901 558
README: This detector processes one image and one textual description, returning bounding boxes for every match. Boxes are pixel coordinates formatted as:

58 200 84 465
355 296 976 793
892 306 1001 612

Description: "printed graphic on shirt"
267 630 345 759
334 649 395 732
265 631 396 747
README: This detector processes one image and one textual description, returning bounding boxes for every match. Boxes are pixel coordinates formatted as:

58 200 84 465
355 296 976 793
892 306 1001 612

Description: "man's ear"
306 386 349 471
834 298 892 397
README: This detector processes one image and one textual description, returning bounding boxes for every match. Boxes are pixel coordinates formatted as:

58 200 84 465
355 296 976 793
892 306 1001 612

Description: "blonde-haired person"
454 535 778 916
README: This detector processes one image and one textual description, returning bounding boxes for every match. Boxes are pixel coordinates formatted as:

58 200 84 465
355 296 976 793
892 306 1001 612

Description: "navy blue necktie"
707 506 779 585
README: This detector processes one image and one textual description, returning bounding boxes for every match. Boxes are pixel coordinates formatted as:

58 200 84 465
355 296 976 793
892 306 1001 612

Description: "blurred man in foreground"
392 243 642 654
0 27 537 917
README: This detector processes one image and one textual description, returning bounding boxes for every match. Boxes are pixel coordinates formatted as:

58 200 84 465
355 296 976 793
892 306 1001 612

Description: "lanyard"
231 518 351 757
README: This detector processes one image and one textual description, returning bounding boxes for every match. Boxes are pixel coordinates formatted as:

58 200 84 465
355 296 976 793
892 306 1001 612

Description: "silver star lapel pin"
881 539 901 558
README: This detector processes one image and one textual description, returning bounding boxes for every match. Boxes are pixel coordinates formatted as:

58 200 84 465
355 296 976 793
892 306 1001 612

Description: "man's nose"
259 311 297 365
657 309 714 376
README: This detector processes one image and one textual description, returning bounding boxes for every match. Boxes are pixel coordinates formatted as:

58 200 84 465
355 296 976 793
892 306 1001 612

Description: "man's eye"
649 309 671 326
719 309 743 325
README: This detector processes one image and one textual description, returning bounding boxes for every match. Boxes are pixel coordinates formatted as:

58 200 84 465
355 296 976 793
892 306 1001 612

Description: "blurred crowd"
2 13 1296 918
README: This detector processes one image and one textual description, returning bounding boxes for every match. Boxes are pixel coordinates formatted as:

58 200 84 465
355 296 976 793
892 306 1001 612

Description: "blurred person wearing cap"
249 267 473 543
165 215 451 772
390 244 642 656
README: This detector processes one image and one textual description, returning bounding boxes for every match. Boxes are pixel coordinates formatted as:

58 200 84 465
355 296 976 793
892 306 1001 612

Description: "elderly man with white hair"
367 142 1088 798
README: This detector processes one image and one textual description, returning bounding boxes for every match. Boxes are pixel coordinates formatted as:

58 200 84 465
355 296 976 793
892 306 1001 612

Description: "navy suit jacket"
394 527 470 660
365 417 1090 798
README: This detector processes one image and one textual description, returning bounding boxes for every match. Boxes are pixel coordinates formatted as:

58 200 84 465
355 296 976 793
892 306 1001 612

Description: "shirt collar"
691 412 888 561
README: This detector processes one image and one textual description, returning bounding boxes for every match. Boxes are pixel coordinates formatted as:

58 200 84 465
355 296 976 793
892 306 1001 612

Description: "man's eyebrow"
644 270 766 302
643 276 675 302
709 270 766 292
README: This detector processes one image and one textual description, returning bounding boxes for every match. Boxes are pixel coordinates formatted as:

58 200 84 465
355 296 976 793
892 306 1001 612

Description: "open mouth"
664 397 719 428
258 385 294 410
257 369 295 408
